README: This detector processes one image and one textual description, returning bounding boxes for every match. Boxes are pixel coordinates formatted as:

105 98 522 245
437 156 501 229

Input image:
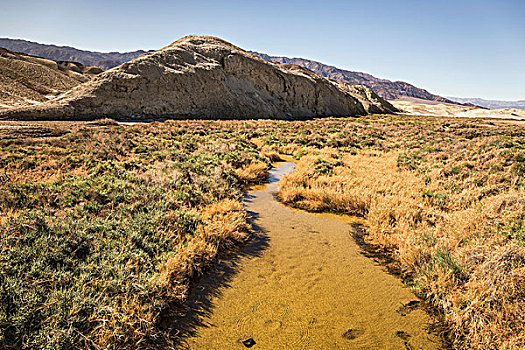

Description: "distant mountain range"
446 97 525 110
0 38 152 70
250 52 456 103
0 38 520 109
0 38 459 104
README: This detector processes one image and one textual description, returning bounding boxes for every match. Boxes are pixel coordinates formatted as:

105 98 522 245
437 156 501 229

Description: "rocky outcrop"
1 35 396 120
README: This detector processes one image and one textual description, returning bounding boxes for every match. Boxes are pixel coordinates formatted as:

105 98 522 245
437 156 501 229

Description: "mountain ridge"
3 37 517 108
0 38 153 70
0 38 460 104
0 35 396 120
250 51 457 103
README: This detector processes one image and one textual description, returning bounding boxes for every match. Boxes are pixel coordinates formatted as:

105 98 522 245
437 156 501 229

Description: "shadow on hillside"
168 209 269 348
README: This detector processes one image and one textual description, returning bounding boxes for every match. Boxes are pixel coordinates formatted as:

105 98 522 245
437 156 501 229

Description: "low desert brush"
277 116 525 349
0 120 268 349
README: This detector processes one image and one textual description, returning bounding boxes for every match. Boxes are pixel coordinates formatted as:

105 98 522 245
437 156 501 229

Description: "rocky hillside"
0 48 102 110
0 38 151 70
1 38 464 105
0 35 396 120
252 52 456 103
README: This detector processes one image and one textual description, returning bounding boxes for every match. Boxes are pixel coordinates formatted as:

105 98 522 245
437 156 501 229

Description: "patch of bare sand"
391 100 525 120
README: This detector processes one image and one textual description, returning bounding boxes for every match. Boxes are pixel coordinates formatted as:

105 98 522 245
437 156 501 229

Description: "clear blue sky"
1 0 523 100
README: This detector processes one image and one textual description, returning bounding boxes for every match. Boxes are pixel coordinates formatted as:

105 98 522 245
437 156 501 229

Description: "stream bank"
180 162 444 349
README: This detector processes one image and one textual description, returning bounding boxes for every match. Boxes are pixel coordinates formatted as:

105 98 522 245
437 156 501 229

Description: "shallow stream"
181 162 443 349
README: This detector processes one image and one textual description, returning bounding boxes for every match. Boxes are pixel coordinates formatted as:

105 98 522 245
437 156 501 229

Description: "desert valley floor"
1 115 524 349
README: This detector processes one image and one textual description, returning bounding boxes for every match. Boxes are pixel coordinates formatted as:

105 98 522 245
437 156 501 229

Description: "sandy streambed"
180 162 444 349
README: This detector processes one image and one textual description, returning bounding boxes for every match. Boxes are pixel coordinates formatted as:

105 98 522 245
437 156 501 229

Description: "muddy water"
182 162 442 349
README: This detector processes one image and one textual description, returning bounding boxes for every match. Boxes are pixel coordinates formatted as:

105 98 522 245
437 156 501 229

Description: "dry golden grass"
279 149 525 350
260 146 283 162
3 116 525 349
235 161 269 183
82 201 251 348
0 120 268 349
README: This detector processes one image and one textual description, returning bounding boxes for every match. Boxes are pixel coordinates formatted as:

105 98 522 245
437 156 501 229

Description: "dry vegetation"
0 120 270 349
267 116 525 350
1 115 524 349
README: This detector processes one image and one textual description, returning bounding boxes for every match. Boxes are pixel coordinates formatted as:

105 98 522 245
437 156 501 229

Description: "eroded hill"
0 48 102 110
1 35 396 120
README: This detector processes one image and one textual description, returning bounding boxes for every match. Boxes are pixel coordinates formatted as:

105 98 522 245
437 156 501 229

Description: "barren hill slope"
0 48 102 110
1 35 396 120
0 38 467 105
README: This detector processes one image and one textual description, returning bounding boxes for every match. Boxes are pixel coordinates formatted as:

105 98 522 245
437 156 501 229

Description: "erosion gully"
178 162 445 349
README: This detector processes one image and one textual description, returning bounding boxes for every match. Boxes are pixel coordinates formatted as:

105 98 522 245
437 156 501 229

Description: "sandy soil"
391 100 525 120
181 163 443 350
